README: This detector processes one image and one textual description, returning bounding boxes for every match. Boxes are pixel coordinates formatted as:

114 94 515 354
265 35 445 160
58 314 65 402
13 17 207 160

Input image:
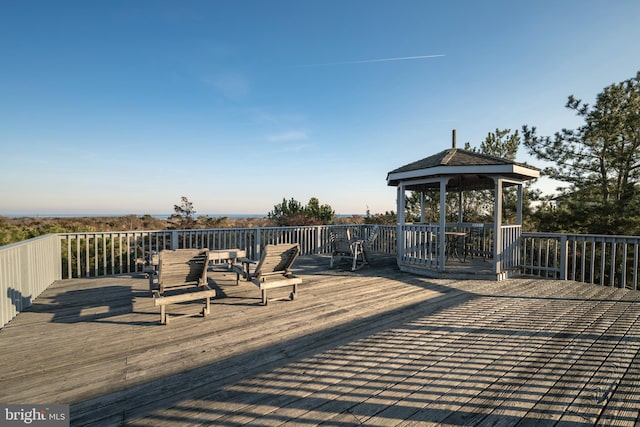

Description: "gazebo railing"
400 224 441 268
400 222 496 266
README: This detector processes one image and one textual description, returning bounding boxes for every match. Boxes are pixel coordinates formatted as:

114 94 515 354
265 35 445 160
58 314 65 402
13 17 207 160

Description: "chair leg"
352 244 367 271
261 289 268 305
160 305 168 325
203 296 211 316
147 270 157 293
363 247 370 265
351 251 358 271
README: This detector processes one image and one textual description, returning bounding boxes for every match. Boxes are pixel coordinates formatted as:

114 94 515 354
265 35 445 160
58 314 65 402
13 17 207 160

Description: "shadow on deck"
1 253 640 426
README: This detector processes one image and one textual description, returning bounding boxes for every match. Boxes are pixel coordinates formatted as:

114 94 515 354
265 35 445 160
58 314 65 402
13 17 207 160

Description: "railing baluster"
102 234 107 276
580 239 586 283
75 235 81 277
559 235 567 280
600 238 606 286
591 238 597 285
570 239 577 281
610 239 617 287
67 236 72 279
622 240 628 289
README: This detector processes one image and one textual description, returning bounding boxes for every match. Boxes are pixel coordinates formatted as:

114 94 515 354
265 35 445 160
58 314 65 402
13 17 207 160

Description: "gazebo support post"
439 179 447 271
516 184 523 225
493 177 503 275
457 188 463 228
397 184 405 266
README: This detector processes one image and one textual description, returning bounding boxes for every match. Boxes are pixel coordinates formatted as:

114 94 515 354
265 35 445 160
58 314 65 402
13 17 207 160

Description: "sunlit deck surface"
2 254 640 426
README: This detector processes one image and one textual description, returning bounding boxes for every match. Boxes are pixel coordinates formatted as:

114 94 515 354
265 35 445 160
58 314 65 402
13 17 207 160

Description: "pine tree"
523 71 640 233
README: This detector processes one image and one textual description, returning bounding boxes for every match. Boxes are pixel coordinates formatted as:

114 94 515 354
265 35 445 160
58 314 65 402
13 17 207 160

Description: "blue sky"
1 1 639 216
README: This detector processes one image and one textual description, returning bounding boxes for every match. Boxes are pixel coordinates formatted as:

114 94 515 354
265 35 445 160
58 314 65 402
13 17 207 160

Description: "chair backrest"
330 228 353 254
366 225 379 244
158 249 209 293
468 224 484 240
253 243 300 280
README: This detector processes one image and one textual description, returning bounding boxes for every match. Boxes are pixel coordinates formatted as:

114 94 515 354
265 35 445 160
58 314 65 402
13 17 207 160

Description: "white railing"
500 225 522 272
57 224 396 280
1 224 395 328
4 225 640 329
401 224 441 268
521 232 640 290
57 227 319 279
400 223 496 269
0 234 61 327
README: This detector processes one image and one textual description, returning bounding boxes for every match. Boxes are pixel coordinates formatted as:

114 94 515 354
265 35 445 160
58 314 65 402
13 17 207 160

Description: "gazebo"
386 130 540 280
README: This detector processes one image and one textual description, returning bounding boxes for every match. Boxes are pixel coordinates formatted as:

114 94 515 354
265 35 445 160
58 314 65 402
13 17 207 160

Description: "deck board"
1 254 640 426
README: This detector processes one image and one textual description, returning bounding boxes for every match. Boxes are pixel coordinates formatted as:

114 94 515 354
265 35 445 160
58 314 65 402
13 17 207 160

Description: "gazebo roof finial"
452 129 456 149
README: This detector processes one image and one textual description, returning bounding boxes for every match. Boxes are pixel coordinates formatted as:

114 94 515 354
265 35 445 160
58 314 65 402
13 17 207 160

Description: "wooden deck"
2 254 640 426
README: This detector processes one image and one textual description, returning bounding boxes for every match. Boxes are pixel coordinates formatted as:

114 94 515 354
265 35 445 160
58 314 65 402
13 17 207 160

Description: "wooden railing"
400 223 496 269
57 224 396 279
1 224 394 328
499 224 522 272
0 234 61 327
400 223 441 268
521 232 640 290
3 224 640 329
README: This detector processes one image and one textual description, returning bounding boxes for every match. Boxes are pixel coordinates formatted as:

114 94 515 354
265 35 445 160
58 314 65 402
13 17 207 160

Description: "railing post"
315 226 322 254
559 234 568 280
170 231 179 250
255 227 262 259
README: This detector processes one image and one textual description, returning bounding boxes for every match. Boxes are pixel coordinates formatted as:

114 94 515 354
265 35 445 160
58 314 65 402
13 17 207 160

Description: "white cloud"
298 54 445 67
204 73 250 101
267 130 309 142
282 143 312 153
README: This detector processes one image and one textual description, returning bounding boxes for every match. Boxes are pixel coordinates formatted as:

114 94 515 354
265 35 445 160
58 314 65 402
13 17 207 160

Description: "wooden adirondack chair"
233 243 302 305
152 248 215 325
329 228 367 271
355 225 379 265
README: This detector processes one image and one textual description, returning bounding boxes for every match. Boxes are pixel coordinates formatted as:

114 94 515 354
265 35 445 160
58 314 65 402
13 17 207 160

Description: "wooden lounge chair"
233 243 302 305
152 248 215 325
329 228 366 271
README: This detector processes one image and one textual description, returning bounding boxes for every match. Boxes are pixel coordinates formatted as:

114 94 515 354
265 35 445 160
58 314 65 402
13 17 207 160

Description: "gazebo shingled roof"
386 147 540 191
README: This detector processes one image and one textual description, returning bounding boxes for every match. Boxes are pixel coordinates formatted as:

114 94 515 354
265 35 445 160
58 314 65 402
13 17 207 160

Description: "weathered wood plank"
392 282 614 426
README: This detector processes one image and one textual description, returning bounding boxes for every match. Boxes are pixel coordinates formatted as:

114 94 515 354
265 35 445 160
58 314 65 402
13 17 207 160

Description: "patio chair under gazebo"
386 130 540 280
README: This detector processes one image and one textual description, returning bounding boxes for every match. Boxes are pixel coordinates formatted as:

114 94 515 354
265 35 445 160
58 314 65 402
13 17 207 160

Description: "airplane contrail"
298 54 445 67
